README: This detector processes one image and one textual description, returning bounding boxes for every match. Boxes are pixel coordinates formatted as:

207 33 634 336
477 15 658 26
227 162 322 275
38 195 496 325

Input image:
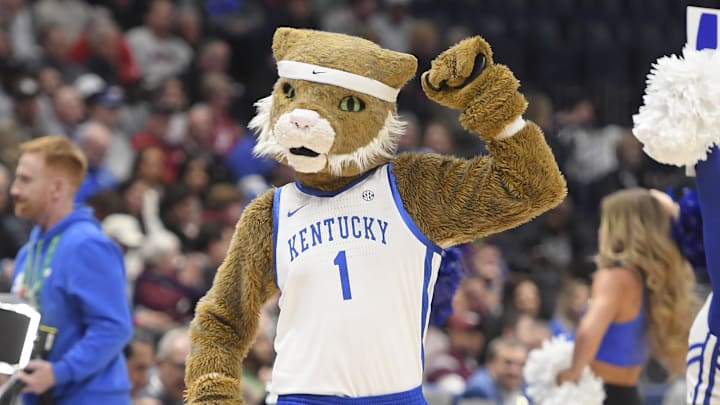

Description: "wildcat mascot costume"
184 27 566 404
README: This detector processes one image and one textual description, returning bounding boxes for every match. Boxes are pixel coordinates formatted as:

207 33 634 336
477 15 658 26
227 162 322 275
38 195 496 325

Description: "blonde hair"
21 135 87 192
595 188 696 376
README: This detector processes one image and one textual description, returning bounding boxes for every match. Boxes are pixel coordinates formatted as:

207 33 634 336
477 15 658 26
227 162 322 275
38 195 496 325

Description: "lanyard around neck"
23 234 61 309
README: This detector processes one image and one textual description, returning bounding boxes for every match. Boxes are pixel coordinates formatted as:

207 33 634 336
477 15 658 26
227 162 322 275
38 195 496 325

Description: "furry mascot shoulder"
185 27 566 403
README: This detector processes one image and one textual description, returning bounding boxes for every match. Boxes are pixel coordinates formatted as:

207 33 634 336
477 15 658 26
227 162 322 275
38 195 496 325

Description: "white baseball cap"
102 214 144 248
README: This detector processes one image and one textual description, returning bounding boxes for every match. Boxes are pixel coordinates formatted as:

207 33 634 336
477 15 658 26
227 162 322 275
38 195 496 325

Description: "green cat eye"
339 96 365 112
283 83 295 99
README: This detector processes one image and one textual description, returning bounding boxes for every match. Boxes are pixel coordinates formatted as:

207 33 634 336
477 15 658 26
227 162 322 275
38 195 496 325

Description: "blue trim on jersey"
294 167 379 197
704 338 720 404
277 385 427 404
691 343 706 353
421 247 433 369
689 355 703 366
273 187 283 287
693 332 712 404
386 164 442 255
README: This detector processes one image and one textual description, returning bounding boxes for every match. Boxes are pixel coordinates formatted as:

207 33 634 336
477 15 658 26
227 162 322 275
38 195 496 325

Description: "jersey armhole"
386 164 442 255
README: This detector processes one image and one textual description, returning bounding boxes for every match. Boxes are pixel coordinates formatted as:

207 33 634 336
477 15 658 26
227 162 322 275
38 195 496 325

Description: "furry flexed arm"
185 190 278 404
393 124 564 247
392 36 566 247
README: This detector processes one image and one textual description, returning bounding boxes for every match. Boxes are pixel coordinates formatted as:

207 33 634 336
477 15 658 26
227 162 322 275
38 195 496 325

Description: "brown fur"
272 27 417 90
185 28 566 404
185 190 277 403
269 78 397 179
393 121 566 247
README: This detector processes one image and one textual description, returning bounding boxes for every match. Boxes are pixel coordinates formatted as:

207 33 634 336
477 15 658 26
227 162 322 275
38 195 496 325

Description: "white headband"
277 60 400 102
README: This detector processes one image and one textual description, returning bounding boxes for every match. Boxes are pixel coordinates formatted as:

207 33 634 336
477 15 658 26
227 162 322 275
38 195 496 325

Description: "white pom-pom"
632 47 720 167
523 336 606 405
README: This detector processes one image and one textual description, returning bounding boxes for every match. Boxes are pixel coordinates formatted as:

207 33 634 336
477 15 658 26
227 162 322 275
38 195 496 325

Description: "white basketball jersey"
270 164 442 397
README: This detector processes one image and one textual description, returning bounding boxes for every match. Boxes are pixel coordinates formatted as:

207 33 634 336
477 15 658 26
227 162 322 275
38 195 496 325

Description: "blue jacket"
697 146 720 334
12 206 133 405
461 368 503 404
460 367 531 405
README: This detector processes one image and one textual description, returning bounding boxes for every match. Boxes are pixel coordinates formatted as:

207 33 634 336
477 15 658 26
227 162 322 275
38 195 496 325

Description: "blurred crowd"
0 0 711 404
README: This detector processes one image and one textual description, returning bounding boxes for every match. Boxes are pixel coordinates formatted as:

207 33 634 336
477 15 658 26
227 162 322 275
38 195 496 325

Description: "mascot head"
250 28 417 184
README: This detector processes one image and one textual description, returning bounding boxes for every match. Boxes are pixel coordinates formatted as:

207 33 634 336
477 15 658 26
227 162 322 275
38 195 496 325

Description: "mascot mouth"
289 147 321 157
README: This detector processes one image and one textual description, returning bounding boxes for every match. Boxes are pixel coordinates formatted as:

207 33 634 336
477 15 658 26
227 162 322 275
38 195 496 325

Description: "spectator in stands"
67 13 141 86
33 0 90 43
556 98 625 212
75 121 117 203
0 76 47 169
44 85 85 138
102 212 145 294
511 279 541 319
131 100 185 185
176 6 203 50
509 313 551 352
460 337 529 405
396 111 423 153
155 77 189 147
177 154 212 199
126 0 192 90
321 0 377 38
199 72 242 156
426 311 486 396
422 120 456 155
83 83 135 181
37 66 63 98
202 183 246 227
549 277 590 339
124 329 157 399
159 182 202 249
182 39 231 104
0 29 13 120
136 327 190 405
35 24 82 83
191 221 233 291
134 231 203 333
270 0 320 32
0 0 38 63
368 0 415 52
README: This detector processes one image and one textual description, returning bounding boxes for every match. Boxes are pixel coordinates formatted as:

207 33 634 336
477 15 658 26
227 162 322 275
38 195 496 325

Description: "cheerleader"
556 188 696 405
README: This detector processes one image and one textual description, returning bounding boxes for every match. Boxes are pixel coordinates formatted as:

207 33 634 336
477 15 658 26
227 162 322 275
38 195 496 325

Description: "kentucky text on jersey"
288 216 389 261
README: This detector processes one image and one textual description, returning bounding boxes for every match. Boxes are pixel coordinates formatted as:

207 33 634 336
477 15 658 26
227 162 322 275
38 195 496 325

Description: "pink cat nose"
289 109 319 129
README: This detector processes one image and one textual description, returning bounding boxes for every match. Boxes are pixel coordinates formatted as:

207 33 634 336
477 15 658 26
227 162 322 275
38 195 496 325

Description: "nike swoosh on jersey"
287 203 309 217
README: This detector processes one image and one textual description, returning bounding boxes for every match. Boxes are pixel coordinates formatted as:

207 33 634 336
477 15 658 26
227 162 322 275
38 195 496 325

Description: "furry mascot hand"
421 36 527 139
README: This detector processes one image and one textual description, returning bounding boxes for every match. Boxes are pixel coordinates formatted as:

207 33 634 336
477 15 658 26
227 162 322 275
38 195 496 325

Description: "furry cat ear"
383 53 418 89
271 27 299 62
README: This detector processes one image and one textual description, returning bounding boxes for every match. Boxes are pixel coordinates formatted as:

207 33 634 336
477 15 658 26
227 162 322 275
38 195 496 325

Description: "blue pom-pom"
429 246 467 328
669 188 707 269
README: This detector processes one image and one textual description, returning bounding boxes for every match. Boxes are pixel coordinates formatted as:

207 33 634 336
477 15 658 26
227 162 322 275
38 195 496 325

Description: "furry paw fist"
421 36 528 139
185 373 244 405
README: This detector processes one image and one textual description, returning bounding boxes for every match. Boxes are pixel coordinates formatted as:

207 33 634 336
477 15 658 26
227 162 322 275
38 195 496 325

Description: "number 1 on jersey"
333 250 352 300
